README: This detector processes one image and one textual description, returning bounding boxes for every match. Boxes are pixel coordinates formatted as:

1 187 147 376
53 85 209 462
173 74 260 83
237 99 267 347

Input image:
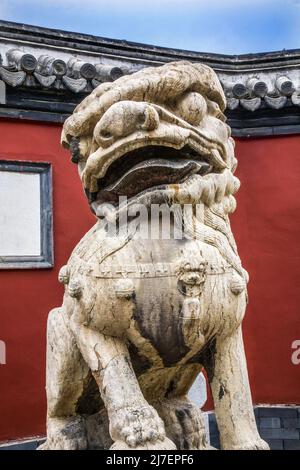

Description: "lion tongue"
105 158 210 197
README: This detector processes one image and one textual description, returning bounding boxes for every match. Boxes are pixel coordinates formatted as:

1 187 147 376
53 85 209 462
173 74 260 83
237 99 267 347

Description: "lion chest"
80 237 247 366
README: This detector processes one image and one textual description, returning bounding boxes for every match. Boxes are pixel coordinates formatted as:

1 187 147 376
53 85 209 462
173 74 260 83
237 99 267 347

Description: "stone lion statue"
40 61 268 450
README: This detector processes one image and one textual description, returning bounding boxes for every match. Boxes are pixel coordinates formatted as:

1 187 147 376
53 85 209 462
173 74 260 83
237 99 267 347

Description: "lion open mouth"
94 145 212 202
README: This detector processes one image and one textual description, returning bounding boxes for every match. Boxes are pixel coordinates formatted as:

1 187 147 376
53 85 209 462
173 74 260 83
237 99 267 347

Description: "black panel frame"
0 160 53 269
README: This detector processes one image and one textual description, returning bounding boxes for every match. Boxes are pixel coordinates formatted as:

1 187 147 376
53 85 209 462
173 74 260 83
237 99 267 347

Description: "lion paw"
223 437 269 451
110 404 175 449
239 438 269 450
110 436 176 450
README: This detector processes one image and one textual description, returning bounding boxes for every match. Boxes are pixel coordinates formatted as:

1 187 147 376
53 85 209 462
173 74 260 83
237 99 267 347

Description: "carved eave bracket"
224 75 299 112
0 48 299 111
0 20 300 136
0 49 132 94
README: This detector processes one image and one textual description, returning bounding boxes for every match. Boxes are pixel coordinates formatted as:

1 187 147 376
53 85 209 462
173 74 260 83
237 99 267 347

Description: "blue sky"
0 0 300 54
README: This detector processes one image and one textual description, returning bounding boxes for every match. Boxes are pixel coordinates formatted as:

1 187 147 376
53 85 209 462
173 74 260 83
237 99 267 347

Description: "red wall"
233 136 300 406
0 120 95 442
0 120 299 442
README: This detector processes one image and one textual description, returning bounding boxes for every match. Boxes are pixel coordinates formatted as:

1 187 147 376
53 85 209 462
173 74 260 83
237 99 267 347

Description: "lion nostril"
94 122 115 148
137 113 146 124
100 130 112 139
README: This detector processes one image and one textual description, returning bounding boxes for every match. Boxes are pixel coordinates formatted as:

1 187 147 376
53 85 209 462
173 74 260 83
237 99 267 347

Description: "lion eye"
174 92 207 125
100 130 112 139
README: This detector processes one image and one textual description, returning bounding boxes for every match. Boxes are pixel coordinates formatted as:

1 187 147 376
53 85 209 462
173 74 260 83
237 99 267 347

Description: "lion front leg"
72 320 176 450
210 326 269 450
39 307 91 450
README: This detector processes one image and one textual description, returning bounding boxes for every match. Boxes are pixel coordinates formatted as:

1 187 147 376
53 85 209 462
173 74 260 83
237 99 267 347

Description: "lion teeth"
210 148 227 170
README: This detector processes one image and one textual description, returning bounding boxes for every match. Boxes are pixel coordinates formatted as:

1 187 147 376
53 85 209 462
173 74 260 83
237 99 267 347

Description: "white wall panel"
0 171 41 256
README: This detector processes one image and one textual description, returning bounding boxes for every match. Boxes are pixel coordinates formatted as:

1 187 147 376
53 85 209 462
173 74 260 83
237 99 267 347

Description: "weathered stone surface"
40 61 268 450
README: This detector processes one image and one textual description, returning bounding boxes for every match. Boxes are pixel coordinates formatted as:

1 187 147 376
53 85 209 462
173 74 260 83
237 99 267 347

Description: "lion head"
62 61 239 211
